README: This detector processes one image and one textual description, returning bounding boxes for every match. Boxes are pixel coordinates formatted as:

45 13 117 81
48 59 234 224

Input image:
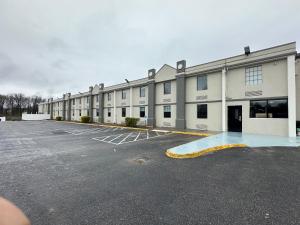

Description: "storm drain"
133 156 150 165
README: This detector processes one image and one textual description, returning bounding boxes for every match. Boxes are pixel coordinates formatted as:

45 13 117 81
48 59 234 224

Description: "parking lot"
0 121 300 225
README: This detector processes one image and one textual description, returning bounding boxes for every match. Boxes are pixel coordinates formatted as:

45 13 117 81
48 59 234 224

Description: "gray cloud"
0 0 299 98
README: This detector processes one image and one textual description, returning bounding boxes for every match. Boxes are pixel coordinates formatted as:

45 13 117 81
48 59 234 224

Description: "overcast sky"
0 0 299 98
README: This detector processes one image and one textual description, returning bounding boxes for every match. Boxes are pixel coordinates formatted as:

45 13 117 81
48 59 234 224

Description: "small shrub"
125 117 139 127
56 116 62 121
81 116 90 123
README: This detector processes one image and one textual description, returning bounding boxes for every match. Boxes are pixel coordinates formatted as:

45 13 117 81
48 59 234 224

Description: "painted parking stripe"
118 132 133 145
108 134 125 143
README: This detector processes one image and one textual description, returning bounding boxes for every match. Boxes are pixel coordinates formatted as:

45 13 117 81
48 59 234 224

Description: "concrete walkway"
166 132 300 159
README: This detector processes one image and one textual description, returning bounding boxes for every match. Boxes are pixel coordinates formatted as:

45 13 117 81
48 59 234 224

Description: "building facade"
38 42 300 137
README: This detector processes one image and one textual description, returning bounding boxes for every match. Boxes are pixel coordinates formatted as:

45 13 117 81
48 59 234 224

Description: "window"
164 81 171 94
108 108 111 117
163 105 171 118
96 95 99 102
267 99 288 118
57 102 59 107
79 110 81 116
79 98 81 104
140 107 145 118
87 97 89 104
140 86 145 97
87 110 89 116
108 93 112 101
72 99 75 105
122 108 126 117
96 109 99 117
72 110 74 116
122 90 126 99
197 104 207 118
246 65 262 85
197 75 207 90
250 99 288 118
250 100 267 118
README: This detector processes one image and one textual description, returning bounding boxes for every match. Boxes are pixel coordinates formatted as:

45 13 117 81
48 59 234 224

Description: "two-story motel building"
38 42 300 137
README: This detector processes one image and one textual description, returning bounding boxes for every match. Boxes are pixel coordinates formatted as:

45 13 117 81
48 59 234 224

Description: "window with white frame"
122 90 127 99
163 105 171 118
140 86 145 97
140 107 145 117
245 65 262 85
197 75 207 90
164 81 171 94
108 93 112 101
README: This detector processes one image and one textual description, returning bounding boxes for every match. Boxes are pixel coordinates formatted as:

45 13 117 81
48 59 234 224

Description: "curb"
54 121 149 131
165 144 248 159
171 131 210 137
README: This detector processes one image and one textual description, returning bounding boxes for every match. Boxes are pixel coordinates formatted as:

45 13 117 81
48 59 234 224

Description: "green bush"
81 116 90 123
125 117 139 127
56 116 62 121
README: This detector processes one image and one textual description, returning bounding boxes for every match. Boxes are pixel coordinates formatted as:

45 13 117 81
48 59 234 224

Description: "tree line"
0 93 45 119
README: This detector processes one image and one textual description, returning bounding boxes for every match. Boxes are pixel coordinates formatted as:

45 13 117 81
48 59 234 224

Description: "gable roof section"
154 64 176 82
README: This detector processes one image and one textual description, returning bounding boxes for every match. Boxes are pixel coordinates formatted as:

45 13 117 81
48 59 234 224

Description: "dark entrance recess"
228 106 242 132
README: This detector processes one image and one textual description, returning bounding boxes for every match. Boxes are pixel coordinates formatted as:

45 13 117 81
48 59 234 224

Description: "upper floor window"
163 105 171 118
96 95 99 102
87 97 89 104
122 90 127 99
197 75 207 90
140 86 146 97
164 81 171 94
246 65 262 85
72 99 75 105
108 93 112 101
79 98 81 104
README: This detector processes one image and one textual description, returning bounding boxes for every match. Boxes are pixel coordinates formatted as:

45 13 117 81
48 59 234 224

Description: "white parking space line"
118 132 134 145
134 132 141 141
108 134 125 143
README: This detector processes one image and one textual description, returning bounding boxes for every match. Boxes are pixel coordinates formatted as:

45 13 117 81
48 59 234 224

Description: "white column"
129 87 133 117
287 55 296 137
221 68 226 132
113 90 117 123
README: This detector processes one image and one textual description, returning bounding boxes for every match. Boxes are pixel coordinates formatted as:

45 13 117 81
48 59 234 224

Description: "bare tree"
14 93 25 116
0 95 6 116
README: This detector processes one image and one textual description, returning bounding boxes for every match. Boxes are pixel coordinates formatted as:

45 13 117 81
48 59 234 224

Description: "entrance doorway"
228 106 242 132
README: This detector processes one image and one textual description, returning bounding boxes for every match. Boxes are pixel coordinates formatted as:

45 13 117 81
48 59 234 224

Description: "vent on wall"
245 90 262 97
196 95 208 100
196 124 208 130
163 99 171 103
163 122 171 127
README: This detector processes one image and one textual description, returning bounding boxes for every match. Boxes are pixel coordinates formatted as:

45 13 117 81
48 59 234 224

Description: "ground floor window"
96 109 99 117
140 107 145 118
79 110 81 116
108 108 111 117
87 110 90 116
197 104 207 118
250 98 288 118
163 105 171 118
72 110 74 116
122 108 126 117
